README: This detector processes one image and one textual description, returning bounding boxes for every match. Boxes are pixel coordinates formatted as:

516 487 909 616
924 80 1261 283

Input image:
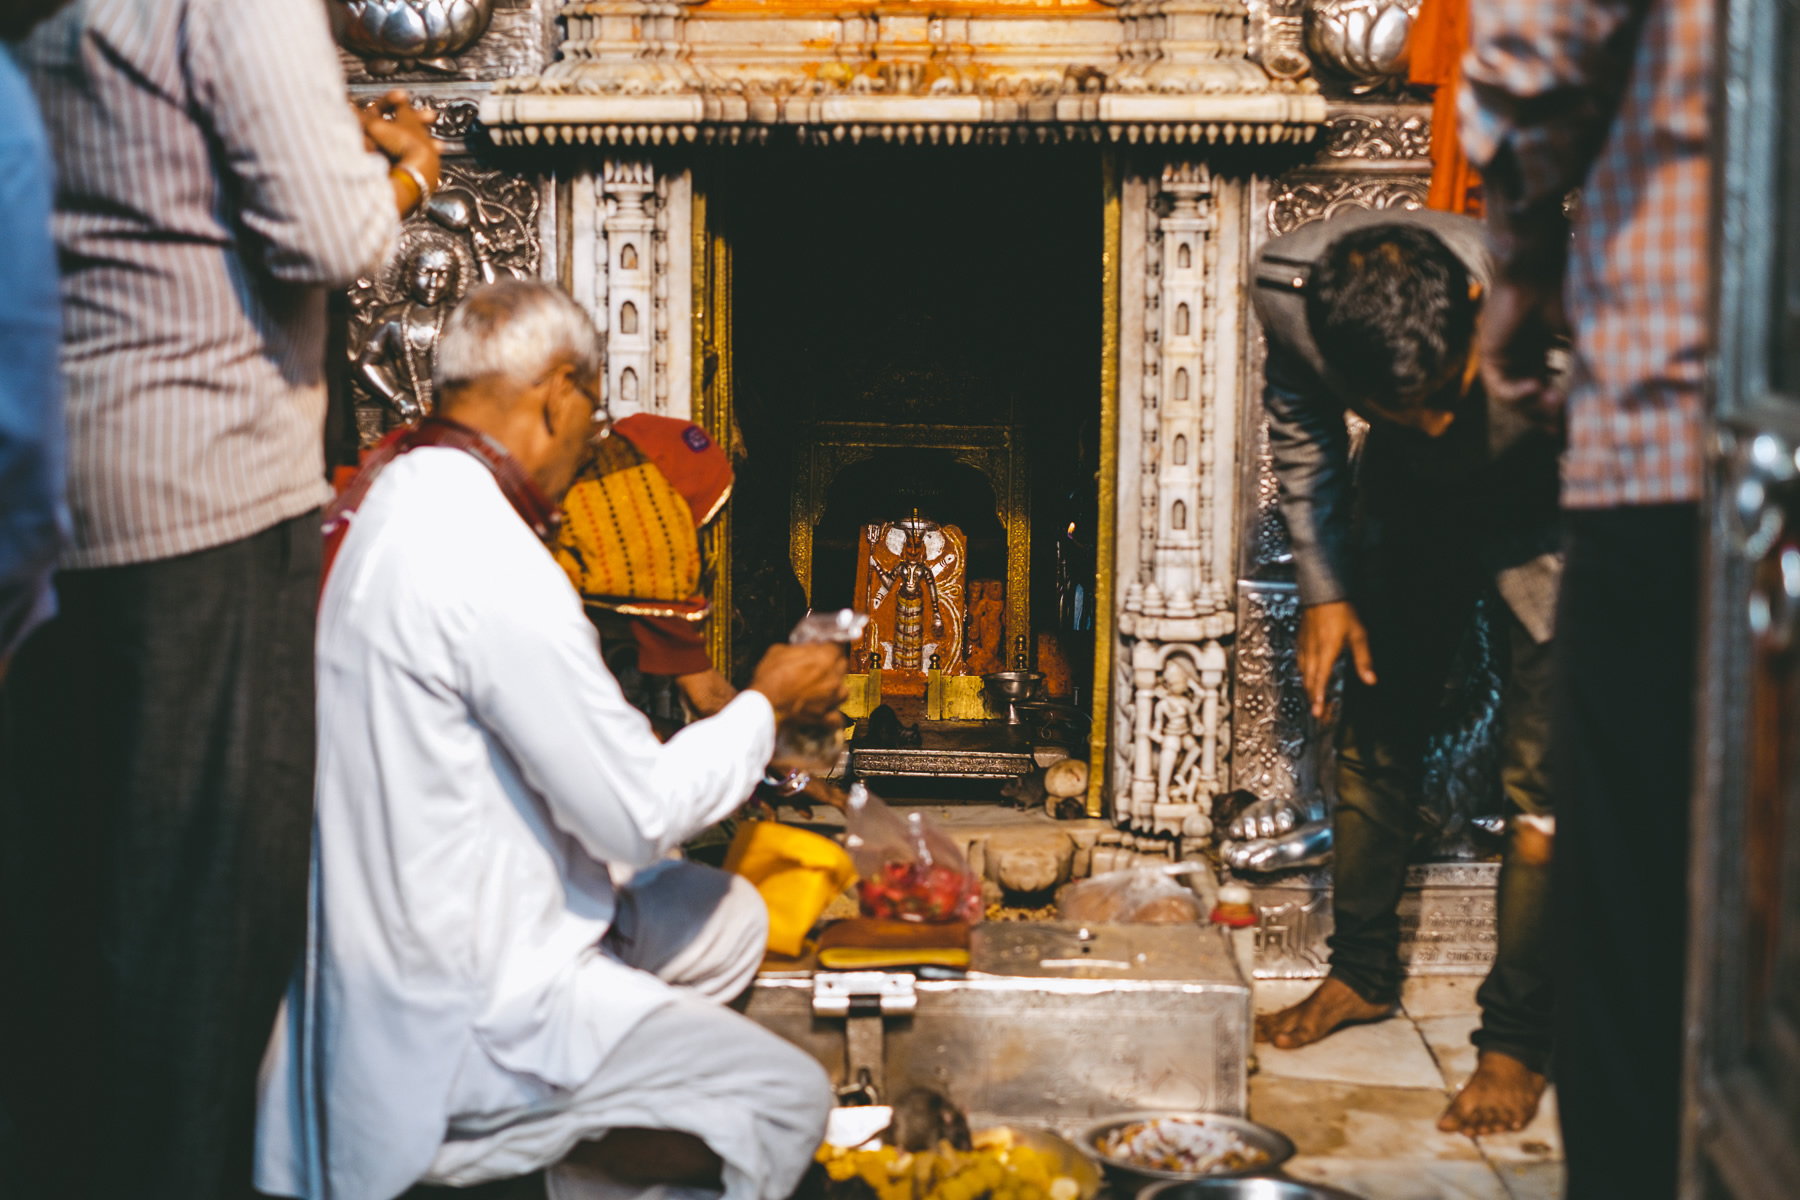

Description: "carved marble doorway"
692 149 1116 805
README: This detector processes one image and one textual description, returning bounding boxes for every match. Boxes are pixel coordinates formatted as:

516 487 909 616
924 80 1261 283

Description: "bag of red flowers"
843 782 983 924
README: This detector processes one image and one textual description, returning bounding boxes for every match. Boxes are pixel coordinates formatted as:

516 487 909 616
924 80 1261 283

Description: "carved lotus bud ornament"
333 0 495 75
1308 0 1419 88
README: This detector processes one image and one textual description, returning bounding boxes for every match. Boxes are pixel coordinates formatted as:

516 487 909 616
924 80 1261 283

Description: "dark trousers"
1553 505 1697 1200
1327 559 1556 1073
0 511 320 1200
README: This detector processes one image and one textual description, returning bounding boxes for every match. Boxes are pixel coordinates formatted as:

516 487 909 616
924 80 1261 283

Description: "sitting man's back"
257 281 838 1200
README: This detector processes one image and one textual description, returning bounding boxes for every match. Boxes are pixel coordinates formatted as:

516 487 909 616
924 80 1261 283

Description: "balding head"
433 281 606 504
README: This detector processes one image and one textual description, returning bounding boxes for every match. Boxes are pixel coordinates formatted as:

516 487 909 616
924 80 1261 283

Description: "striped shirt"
1460 0 1711 508
18 0 397 568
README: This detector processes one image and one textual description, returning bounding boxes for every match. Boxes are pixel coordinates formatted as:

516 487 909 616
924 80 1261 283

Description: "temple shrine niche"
330 0 1506 984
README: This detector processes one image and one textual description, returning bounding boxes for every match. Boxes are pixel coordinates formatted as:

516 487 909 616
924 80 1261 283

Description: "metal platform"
849 719 1036 779
746 921 1251 1128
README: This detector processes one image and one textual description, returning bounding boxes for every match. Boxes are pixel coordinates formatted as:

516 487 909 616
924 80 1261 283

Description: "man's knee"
617 861 768 1001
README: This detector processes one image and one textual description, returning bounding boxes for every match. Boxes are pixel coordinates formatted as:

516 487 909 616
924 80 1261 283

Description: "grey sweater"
1251 208 1562 642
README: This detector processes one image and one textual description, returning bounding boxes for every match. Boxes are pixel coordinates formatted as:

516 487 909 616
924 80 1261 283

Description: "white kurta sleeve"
461 559 774 868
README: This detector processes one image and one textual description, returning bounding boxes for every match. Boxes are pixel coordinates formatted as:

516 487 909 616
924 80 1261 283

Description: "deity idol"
354 243 460 424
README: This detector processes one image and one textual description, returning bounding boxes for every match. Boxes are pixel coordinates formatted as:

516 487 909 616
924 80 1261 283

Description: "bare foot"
1437 1051 1547 1137
1254 976 1393 1049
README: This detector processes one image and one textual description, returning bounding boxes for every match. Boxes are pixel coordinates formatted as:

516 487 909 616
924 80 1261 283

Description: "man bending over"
1249 213 1562 1137
256 280 842 1200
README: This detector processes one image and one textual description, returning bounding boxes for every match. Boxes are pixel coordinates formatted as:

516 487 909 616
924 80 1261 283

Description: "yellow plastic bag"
724 821 857 957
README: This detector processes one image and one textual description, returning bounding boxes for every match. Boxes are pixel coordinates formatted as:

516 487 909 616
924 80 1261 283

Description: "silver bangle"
392 163 431 210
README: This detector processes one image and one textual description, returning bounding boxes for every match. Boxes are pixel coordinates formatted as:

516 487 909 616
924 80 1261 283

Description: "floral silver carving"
333 0 496 75
1267 175 1428 234
1322 109 1431 161
346 161 541 443
1307 0 1420 89
1232 584 1312 813
411 97 482 141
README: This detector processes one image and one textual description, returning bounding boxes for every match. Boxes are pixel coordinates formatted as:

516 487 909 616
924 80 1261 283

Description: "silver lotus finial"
333 0 496 76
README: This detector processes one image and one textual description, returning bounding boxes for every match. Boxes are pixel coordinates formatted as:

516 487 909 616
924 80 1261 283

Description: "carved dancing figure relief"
1150 658 1205 808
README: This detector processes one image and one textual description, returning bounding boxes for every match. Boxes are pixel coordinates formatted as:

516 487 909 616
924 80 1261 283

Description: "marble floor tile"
1249 1076 1481 1162
1255 977 1325 1015
1414 1013 1481 1091
1476 1086 1562 1164
1401 976 1484 1018
1284 1156 1511 1200
1494 1161 1565 1200
1255 1014 1446 1090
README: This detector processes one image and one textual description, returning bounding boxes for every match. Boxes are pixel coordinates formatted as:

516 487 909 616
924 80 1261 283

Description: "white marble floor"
1247 977 1564 1200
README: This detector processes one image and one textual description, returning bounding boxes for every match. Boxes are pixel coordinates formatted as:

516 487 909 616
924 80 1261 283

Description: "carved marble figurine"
1148 659 1205 810
354 243 459 424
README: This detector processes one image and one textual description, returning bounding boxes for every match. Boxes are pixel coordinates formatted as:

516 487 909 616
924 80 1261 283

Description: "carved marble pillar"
600 162 654 416
571 159 694 420
1154 165 1209 612
1114 161 1243 847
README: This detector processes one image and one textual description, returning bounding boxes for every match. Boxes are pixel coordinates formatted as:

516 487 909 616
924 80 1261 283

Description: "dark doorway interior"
727 148 1102 693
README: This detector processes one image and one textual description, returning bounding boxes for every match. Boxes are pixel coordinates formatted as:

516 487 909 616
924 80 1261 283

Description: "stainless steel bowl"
1141 1180 1364 1200
1077 1111 1297 1187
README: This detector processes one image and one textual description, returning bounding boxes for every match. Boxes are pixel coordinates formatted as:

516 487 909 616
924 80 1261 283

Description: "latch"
813 971 916 1104
811 971 917 1017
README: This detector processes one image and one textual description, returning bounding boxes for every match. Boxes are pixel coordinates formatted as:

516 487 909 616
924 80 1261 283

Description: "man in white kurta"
255 281 837 1200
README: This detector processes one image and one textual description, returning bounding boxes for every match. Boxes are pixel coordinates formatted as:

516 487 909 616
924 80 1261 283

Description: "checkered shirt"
1460 0 1712 508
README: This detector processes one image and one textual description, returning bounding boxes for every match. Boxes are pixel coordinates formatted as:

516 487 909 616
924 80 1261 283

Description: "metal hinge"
811 971 918 1017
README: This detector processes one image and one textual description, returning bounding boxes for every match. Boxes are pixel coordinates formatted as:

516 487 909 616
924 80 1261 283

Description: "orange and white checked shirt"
1459 0 1712 508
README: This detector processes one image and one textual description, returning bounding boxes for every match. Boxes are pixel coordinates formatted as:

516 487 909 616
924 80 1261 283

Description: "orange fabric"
1409 0 1482 215
612 415 733 529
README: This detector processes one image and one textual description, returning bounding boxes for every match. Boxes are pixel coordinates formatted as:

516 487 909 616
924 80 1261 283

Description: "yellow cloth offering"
724 821 857 957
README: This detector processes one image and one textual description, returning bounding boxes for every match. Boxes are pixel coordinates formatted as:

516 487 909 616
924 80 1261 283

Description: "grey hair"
433 280 604 400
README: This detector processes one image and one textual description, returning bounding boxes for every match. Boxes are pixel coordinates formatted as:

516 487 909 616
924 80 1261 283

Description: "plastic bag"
789 609 870 645
844 783 983 924
1059 867 1203 925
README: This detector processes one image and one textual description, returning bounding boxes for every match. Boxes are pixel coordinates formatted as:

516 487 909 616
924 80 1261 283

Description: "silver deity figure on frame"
353 241 461 425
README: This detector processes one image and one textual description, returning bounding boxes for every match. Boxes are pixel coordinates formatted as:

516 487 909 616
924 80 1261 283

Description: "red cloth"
632 614 713 677
321 418 558 598
611 414 733 529
608 415 731 677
